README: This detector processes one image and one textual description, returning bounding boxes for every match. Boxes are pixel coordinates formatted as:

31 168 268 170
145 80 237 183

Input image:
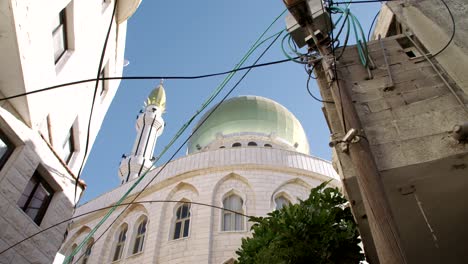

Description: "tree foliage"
235 182 364 264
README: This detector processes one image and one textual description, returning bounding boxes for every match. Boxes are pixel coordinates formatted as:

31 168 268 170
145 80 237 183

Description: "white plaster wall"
63 148 340 264
2 0 128 175
0 0 134 263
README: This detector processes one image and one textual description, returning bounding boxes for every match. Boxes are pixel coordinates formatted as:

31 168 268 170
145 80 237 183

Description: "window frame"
275 195 291 210
172 203 191 240
82 239 94 264
17 171 55 225
0 130 14 171
222 194 245 232
52 8 68 64
112 224 128 261
99 63 109 98
132 217 147 255
62 125 76 165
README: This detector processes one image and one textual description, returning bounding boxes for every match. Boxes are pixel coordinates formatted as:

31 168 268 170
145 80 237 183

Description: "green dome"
188 96 310 154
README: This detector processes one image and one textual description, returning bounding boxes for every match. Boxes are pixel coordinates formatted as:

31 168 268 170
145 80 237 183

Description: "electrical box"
285 0 331 48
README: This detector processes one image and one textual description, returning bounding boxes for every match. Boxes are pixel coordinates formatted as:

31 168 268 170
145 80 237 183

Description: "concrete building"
59 88 341 263
315 1 468 263
0 0 141 263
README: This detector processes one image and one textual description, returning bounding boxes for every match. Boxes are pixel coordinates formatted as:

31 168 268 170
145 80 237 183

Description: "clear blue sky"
80 1 382 203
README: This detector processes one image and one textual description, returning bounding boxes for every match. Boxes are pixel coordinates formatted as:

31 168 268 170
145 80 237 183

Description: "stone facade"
317 2 468 262
61 147 340 263
0 0 140 263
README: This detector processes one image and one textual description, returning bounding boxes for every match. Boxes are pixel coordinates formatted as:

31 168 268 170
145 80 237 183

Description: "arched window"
222 194 244 231
275 196 291 210
247 142 257 146
173 203 191 239
82 238 94 264
112 225 127 261
232 142 241 147
219 146 225 148
264 143 272 147
132 217 147 254
66 244 77 264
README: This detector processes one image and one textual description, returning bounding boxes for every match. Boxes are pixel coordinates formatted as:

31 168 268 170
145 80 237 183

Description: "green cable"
281 33 306 64
330 6 369 67
63 9 287 264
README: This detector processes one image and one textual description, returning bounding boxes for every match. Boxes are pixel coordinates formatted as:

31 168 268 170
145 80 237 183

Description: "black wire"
367 11 380 42
71 28 284 264
73 1 117 210
326 0 348 133
0 200 252 257
307 69 334 104
432 0 455 57
334 10 350 61
0 56 299 102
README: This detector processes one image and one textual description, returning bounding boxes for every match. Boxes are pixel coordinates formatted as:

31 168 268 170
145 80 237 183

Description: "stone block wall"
0 108 82 263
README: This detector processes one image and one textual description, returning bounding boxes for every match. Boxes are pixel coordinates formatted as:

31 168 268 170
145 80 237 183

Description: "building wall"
319 34 468 263
374 1 468 96
61 148 340 264
0 0 136 263
0 108 82 263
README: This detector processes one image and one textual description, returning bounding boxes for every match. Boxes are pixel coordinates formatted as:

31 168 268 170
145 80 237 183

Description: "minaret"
118 82 166 184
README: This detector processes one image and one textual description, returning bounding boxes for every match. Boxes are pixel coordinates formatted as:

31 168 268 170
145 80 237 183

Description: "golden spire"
146 80 166 112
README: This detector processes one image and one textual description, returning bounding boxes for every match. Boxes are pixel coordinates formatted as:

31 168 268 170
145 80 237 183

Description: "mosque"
60 84 340 263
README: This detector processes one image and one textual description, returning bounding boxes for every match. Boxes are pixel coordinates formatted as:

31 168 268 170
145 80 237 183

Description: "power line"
306 65 334 104
64 9 287 263
73 1 117 211
326 1 348 133
0 200 251 257
0 56 299 102
71 26 284 264
432 0 455 57
367 10 380 42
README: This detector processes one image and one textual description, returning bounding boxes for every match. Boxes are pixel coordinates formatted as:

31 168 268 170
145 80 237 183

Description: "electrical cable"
0 200 251 258
0 56 299 102
63 10 287 263
326 1 348 133
367 10 380 42
431 0 455 57
71 25 284 264
306 66 334 104
73 1 117 210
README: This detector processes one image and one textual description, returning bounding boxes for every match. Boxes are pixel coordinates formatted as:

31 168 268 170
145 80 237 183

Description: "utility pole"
282 1 407 263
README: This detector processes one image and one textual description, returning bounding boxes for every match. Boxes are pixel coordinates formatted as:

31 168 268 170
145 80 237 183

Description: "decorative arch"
214 173 252 191
270 178 312 209
154 181 200 263
221 190 246 231
209 172 255 262
170 198 192 240
110 222 129 262
129 214 148 255
99 204 149 262
61 225 92 254
273 191 294 210
168 181 200 196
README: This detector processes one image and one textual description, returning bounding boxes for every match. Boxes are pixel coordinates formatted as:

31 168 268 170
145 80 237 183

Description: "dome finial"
146 82 166 112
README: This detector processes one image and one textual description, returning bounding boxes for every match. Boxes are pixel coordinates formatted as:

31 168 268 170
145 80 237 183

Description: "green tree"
235 182 364 264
